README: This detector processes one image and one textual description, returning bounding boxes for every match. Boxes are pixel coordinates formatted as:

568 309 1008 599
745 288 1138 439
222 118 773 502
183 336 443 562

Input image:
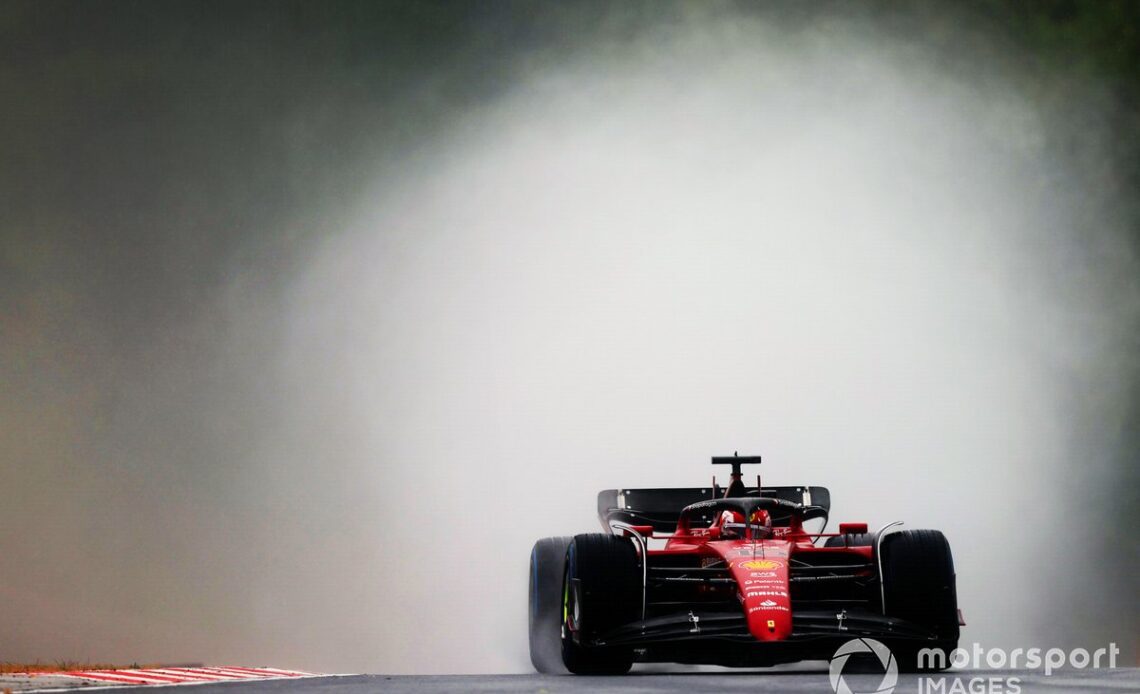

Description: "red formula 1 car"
528 455 962 674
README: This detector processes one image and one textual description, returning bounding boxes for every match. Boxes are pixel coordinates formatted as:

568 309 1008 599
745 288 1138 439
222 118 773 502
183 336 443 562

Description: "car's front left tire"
879 529 960 672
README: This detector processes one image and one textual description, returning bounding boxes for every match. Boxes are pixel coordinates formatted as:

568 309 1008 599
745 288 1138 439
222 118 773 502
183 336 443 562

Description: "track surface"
105 669 1139 693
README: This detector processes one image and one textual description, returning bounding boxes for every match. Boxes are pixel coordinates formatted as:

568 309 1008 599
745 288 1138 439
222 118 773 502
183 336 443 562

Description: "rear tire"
880 529 959 672
561 533 641 675
824 532 875 547
528 536 572 674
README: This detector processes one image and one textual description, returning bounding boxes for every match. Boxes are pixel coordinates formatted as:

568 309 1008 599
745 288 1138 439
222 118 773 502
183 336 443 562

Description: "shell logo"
740 559 783 570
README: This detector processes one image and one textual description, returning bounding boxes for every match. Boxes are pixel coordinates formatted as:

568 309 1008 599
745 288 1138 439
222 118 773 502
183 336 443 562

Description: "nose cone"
711 541 793 641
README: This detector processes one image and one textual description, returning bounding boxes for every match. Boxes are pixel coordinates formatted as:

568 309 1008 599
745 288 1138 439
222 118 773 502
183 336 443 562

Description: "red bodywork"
626 513 874 644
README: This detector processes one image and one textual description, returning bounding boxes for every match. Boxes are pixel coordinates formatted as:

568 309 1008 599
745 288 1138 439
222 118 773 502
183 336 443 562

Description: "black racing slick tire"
529 536 572 674
824 532 876 547
880 529 960 672
561 533 642 675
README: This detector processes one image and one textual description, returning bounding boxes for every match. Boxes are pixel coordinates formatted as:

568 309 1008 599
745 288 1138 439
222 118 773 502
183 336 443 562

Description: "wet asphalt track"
108 668 1140 693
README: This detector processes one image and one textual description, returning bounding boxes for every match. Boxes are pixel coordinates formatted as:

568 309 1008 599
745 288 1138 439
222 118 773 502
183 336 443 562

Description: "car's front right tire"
528 536 573 674
560 533 641 675
529 533 644 675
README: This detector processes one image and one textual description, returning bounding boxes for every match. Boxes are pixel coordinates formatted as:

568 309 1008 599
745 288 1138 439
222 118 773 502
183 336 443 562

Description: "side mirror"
621 525 655 538
839 522 868 534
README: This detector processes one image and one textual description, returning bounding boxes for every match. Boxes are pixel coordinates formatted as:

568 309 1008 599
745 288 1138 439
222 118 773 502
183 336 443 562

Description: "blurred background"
1 0 1137 674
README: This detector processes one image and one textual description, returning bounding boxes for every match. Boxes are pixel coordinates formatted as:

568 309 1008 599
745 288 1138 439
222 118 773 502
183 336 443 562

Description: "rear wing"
597 486 831 533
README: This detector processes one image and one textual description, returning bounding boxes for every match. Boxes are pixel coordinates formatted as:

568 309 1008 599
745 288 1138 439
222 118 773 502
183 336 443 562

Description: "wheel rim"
563 565 580 633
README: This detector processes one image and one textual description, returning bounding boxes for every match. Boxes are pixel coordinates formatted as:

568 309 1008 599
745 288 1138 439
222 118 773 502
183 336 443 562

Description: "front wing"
592 609 945 667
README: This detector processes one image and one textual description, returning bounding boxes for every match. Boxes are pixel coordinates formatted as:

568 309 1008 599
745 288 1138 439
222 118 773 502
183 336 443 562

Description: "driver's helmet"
749 509 772 539
718 509 743 526
718 509 745 538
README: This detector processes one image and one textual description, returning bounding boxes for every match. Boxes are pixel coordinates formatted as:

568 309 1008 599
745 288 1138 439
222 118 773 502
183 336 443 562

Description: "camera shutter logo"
828 638 898 694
